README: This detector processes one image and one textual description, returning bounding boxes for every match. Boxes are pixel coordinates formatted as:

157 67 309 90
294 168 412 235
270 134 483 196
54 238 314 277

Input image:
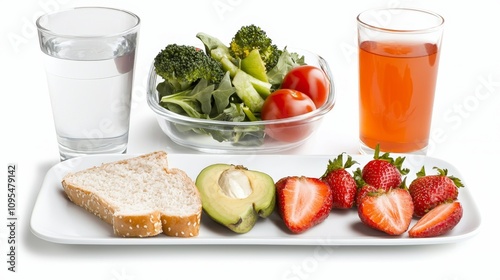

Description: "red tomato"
261 89 316 142
281 65 330 108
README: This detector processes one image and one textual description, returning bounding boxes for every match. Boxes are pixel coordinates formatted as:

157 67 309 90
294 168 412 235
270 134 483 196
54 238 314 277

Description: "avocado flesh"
195 164 276 233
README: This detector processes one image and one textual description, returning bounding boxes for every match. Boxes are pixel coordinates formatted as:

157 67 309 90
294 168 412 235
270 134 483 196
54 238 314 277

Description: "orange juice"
358 41 440 153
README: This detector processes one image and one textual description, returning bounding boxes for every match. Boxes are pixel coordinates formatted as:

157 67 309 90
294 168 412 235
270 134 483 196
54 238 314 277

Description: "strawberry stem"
372 144 410 176
416 166 464 188
433 167 465 188
321 153 358 179
353 167 366 189
399 177 408 190
416 166 426 178
373 144 381 159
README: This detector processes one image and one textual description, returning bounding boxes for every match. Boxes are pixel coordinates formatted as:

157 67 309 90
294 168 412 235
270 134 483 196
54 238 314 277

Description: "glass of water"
36 7 140 161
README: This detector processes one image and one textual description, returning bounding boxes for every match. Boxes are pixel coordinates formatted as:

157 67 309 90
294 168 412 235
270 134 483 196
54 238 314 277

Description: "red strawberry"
320 153 358 209
355 183 380 207
357 188 414 235
409 201 463 238
361 145 409 190
275 176 333 233
353 167 386 206
409 167 464 217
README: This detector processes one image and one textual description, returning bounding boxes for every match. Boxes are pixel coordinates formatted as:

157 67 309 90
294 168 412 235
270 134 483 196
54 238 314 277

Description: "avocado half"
195 164 276 233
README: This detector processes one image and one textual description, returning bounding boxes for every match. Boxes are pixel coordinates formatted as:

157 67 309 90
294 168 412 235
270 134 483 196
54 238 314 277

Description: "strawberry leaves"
372 144 410 176
321 153 358 178
415 166 465 189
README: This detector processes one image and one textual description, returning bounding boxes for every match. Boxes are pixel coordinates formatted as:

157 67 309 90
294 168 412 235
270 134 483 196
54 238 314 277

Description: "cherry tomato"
261 89 316 142
281 65 330 108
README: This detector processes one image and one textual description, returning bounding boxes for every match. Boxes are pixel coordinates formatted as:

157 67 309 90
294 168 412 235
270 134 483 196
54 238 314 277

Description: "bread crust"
61 151 202 238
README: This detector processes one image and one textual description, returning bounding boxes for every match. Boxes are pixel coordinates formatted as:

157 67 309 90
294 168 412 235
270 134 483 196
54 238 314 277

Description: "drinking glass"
357 8 444 154
36 7 140 160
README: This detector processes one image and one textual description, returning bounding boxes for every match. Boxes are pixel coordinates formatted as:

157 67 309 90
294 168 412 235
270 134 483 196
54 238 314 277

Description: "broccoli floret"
229 24 282 71
154 44 225 92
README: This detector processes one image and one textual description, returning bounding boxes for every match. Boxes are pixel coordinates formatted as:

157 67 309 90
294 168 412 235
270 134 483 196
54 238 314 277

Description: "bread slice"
61 151 202 237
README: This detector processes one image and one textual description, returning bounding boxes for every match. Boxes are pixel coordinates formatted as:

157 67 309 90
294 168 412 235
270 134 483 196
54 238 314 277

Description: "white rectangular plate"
30 153 481 245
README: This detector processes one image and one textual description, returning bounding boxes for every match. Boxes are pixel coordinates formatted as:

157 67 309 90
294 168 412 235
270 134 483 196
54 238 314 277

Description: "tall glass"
357 8 444 154
36 7 140 160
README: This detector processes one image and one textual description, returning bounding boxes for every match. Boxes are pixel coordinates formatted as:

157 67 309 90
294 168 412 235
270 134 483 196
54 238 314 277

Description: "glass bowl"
146 48 336 153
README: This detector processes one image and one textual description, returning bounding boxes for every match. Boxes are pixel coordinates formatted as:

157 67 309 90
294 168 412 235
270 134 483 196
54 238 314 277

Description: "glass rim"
36 6 140 38
357 8 444 34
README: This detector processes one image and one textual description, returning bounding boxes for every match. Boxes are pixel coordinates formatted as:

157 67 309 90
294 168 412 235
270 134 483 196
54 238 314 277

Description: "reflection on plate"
30 153 481 245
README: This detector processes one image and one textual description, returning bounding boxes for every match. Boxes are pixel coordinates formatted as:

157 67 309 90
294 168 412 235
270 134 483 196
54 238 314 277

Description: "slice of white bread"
61 151 202 237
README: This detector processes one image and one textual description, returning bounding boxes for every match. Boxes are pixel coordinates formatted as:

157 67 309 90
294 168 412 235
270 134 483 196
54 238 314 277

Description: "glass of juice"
357 8 444 154
36 7 140 161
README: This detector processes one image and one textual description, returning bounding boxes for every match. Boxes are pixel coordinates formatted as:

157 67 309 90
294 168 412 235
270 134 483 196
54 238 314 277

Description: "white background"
1 0 499 279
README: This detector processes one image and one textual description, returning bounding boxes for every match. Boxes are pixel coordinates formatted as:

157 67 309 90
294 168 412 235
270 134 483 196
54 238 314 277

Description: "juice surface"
359 40 439 153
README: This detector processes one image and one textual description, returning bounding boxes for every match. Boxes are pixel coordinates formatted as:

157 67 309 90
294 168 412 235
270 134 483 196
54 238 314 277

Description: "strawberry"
320 153 358 209
353 167 381 206
409 167 464 217
355 183 380 207
357 188 414 235
361 145 409 190
275 176 333 233
409 201 463 238
352 166 399 207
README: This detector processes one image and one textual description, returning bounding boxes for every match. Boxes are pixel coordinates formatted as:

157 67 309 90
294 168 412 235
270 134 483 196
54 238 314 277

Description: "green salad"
154 24 305 146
